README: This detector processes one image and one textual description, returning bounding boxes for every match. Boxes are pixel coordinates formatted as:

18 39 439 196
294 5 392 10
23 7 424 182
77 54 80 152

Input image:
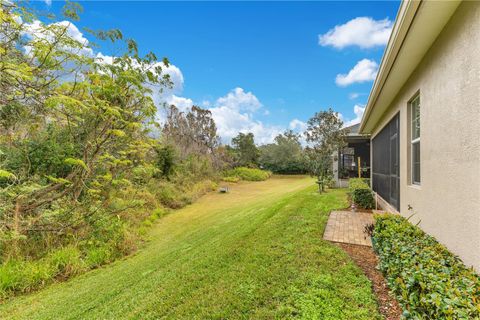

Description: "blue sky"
38 1 400 144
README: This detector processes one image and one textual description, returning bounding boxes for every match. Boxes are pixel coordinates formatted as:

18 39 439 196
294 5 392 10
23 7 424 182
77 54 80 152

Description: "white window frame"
410 95 421 185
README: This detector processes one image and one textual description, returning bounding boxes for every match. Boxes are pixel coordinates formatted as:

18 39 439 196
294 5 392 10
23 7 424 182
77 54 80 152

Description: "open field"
0 176 380 319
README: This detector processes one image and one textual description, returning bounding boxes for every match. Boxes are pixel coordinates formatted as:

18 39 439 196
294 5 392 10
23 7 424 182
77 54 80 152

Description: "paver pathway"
323 210 374 246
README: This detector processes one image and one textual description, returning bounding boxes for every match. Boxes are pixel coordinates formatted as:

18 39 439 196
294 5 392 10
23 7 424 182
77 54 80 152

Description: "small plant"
348 178 375 209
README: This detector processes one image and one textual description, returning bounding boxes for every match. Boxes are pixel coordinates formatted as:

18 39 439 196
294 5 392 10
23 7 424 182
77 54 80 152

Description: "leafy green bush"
0 260 49 297
349 178 375 209
224 167 272 181
222 176 240 183
0 246 85 297
155 181 184 208
352 189 375 209
47 246 85 277
84 246 112 268
373 214 480 319
348 178 370 191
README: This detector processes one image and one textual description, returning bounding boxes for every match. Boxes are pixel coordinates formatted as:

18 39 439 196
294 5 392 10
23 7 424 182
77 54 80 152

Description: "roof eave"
359 0 461 134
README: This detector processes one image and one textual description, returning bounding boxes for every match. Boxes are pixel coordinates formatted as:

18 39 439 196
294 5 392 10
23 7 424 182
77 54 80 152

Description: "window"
410 95 420 185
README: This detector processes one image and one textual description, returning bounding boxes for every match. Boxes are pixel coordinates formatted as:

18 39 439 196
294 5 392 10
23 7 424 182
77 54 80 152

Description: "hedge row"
348 178 375 209
373 214 480 319
224 167 272 182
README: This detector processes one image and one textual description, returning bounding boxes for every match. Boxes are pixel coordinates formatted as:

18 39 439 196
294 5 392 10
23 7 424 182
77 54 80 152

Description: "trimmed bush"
373 214 480 319
224 167 272 182
348 178 375 209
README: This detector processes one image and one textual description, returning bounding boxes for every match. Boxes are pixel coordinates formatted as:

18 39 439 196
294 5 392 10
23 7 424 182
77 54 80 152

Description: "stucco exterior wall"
371 1 480 271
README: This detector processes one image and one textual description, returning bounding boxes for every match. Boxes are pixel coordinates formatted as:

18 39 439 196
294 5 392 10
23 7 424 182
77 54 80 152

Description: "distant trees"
304 109 346 192
259 131 306 174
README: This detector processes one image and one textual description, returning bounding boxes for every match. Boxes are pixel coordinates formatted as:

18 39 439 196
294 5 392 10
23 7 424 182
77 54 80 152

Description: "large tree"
304 109 346 192
163 105 220 160
259 130 306 174
231 132 259 167
0 1 172 239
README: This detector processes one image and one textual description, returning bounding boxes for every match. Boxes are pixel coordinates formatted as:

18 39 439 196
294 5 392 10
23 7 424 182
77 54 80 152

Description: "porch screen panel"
372 113 400 210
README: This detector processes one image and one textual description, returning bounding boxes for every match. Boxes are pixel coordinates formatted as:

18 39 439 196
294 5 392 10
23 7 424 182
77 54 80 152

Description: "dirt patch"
337 243 402 320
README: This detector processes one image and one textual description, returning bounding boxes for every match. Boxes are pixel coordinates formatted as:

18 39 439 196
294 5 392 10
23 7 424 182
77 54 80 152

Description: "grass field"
0 176 380 319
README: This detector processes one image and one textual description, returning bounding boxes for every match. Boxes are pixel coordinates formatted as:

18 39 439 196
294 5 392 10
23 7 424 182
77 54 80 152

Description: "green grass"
0 176 380 319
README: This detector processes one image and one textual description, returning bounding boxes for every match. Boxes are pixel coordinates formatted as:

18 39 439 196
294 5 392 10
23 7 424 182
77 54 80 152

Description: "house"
332 123 370 188
360 0 480 271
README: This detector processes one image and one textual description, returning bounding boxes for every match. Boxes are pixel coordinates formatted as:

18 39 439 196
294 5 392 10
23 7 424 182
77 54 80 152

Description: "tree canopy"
259 130 306 174
304 109 346 192
230 132 259 167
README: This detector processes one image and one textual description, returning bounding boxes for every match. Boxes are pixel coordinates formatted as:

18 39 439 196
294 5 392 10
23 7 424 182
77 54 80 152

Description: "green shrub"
155 182 184 209
349 178 375 209
47 246 85 277
224 167 271 181
362 178 371 187
348 178 370 191
0 258 54 297
352 189 375 209
151 207 166 220
373 214 480 319
84 246 112 268
0 260 30 296
222 176 240 183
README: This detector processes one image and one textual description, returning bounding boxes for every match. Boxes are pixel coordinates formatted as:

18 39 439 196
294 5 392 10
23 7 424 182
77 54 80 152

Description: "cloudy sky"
37 1 400 144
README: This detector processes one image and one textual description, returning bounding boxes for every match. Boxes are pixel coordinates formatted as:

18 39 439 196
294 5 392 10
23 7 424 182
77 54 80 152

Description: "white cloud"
289 119 308 132
335 59 378 87
209 106 282 145
154 85 284 144
215 87 262 113
24 20 93 57
319 17 392 49
166 95 193 111
340 104 366 127
349 92 360 100
209 88 282 144
44 0 52 5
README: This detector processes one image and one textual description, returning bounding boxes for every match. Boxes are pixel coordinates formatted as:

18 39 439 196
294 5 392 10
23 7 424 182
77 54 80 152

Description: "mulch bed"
337 243 402 320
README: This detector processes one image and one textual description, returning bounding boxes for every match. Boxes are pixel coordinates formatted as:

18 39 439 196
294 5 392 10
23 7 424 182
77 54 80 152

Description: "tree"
163 105 220 160
259 130 306 173
0 1 172 239
231 132 259 167
304 109 346 192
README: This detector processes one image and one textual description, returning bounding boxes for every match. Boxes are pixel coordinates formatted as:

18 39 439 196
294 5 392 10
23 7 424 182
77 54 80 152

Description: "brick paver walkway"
323 210 374 246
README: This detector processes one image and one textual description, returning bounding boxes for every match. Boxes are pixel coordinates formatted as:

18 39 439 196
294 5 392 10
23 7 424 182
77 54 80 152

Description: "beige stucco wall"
371 1 480 271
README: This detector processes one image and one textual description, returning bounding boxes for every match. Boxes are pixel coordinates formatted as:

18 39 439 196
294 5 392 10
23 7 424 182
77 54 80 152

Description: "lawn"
0 176 381 319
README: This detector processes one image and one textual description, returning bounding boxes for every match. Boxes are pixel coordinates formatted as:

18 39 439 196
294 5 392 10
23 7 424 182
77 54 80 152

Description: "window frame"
410 94 421 185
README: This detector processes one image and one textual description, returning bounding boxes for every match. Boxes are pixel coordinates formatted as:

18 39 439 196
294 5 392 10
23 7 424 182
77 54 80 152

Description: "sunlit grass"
0 176 380 319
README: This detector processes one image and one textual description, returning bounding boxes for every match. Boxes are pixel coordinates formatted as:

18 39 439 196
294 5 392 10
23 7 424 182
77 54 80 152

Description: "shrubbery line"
348 178 375 209
373 214 480 319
